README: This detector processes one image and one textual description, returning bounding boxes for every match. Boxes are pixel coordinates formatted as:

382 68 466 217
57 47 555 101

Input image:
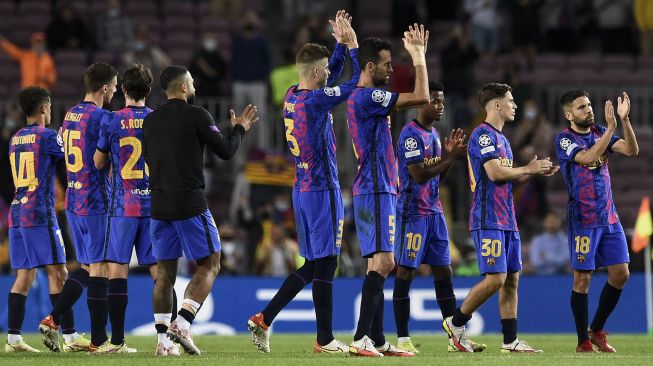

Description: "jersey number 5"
10 152 39 191
62 129 83 173
119 137 149 179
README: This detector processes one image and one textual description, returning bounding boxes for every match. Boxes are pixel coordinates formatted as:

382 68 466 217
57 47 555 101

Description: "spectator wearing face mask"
189 33 227 98
0 32 57 89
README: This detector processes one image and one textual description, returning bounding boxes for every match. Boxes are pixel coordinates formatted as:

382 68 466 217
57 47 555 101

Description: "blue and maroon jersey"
467 122 517 231
8 124 64 227
283 44 360 192
346 87 399 195
97 106 152 217
397 119 444 217
555 124 621 229
62 101 111 215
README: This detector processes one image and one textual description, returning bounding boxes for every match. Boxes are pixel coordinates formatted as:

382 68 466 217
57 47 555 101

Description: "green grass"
3 334 653 365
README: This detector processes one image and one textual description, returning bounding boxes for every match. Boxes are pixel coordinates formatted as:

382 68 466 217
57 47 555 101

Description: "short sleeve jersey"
467 122 517 231
397 120 444 217
8 125 64 227
97 106 152 217
62 101 111 215
346 87 399 195
555 124 621 229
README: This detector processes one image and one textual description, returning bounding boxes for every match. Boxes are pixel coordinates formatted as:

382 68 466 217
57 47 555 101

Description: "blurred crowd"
1 0 651 278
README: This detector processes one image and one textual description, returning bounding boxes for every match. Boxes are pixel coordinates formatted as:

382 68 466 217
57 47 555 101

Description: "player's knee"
486 273 507 291
431 265 453 281
573 272 591 293
378 256 395 275
610 268 629 287
396 266 415 282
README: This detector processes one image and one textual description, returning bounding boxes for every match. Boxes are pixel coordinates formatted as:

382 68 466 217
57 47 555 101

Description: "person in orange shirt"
0 32 57 89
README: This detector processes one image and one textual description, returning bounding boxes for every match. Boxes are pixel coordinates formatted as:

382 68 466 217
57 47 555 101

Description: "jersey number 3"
284 118 300 157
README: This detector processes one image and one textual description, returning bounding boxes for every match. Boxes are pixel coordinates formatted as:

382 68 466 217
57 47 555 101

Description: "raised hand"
617 91 630 121
605 100 617 131
402 23 428 62
525 155 554 175
329 10 355 47
444 128 467 159
230 104 259 131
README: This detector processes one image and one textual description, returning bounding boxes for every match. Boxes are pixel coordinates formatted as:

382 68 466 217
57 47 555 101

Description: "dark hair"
18 86 51 117
160 65 189 91
295 43 330 65
84 63 117 93
357 37 392 67
429 81 444 92
122 64 153 101
478 83 512 107
559 90 589 109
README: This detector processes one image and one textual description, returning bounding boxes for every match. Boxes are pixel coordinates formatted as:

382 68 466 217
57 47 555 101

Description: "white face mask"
524 108 537 119
275 201 289 211
203 40 216 51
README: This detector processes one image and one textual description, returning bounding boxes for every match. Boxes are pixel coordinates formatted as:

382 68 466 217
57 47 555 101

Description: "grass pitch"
3 334 653 365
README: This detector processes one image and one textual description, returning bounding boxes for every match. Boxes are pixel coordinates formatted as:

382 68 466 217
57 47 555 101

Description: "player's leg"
393 266 416 351
43 214 89 342
444 230 508 352
150 218 182 356
588 224 629 352
167 209 222 355
85 213 111 349
107 263 130 350
569 226 599 352
6 267 39 353
141 218 178 324
312 256 345 352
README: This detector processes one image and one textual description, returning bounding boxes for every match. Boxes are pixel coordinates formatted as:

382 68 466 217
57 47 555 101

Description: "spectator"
529 212 568 274
464 0 500 55
541 0 591 53
508 99 553 218
45 3 92 54
255 221 298 276
95 0 133 51
231 11 271 147
594 0 636 54
509 0 544 64
0 33 57 89
189 33 227 98
219 223 247 275
441 24 478 128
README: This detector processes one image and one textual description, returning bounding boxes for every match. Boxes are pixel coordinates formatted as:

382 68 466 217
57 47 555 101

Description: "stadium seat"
18 1 51 15
602 54 635 71
567 54 601 71
124 1 157 16
533 53 567 71
162 1 194 17
163 16 196 34
0 1 15 16
164 32 196 51
54 50 86 66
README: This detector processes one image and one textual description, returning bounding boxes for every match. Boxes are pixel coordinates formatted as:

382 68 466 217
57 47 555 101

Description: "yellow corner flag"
632 196 653 253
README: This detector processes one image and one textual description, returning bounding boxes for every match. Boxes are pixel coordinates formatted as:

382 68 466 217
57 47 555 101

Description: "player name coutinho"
11 134 36 145
64 112 83 122
121 119 144 129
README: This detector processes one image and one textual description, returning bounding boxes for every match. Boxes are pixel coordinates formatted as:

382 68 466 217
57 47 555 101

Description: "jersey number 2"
119 137 149 179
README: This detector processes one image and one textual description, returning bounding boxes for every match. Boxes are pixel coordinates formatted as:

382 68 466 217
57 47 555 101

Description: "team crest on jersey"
559 137 572 150
478 134 492 147
408 251 417 260
487 258 496 266
324 86 340 97
577 254 586 263
372 89 386 103
56 134 63 147
405 138 418 151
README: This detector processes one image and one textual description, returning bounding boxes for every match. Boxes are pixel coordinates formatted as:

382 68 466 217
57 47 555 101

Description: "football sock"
590 282 623 332
353 271 385 341
370 289 386 346
108 278 128 345
393 278 411 338
51 267 88 324
8 292 26 336
571 290 589 344
49 293 76 335
261 260 315 326
87 276 109 346
501 318 518 344
154 313 172 346
313 256 337 346
452 307 472 327
435 279 456 318
171 288 178 321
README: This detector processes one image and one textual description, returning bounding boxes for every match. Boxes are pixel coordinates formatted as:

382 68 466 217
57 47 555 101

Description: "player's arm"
610 92 639 157
94 113 112 170
196 105 259 160
484 155 554 183
326 10 355 85
574 100 618 165
45 130 65 160
395 24 429 110
409 129 467 183
313 15 360 110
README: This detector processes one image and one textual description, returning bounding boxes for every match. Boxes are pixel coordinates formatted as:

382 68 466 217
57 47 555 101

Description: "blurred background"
0 0 651 283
